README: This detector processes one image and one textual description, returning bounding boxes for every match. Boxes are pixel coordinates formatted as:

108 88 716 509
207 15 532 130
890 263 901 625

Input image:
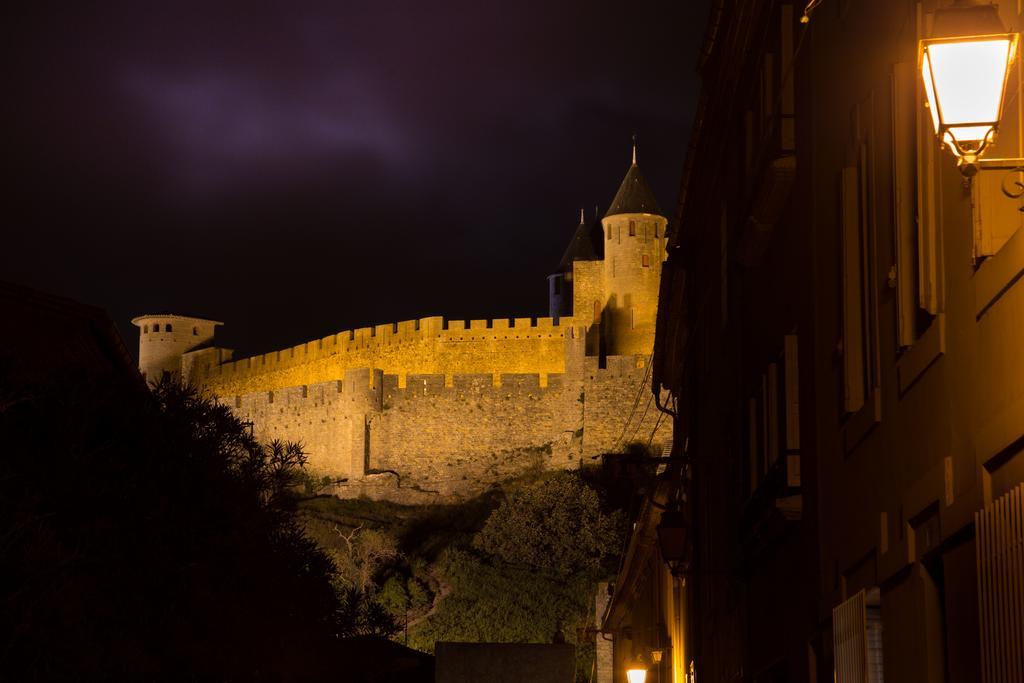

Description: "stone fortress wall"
202 328 668 502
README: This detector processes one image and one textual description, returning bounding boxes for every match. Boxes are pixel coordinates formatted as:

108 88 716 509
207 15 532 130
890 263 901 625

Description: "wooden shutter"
976 483 1024 683
784 334 800 451
834 589 885 683
891 62 918 346
841 166 866 412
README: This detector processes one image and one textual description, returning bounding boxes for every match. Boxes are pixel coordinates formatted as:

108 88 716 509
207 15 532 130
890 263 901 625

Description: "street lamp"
920 1 1020 174
626 655 649 683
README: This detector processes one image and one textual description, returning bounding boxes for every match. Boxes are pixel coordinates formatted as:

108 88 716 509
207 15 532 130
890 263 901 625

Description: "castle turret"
600 142 667 356
131 314 222 384
548 208 603 320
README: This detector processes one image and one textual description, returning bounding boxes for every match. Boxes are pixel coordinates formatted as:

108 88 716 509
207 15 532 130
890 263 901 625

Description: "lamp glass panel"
626 668 648 683
928 38 1012 145
921 52 941 133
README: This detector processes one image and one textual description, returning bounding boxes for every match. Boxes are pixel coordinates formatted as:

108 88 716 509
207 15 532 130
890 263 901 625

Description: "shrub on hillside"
472 472 621 576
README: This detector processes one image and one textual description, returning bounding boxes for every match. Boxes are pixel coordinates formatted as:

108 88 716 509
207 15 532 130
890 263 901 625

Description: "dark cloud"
3 0 708 357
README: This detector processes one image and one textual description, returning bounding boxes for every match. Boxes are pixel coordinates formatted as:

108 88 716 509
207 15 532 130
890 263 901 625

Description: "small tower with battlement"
600 140 668 356
131 314 222 384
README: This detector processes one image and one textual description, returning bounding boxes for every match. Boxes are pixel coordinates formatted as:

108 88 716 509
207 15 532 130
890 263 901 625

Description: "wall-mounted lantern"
920 1 1023 179
656 501 689 576
626 654 649 683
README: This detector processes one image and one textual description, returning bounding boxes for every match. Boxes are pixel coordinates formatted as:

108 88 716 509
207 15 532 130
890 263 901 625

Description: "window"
654 224 660 238
192 326 198 336
607 226 612 241
165 324 173 333
143 324 148 333
629 221 636 236
720 204 729 323
833 589 884 683
841 163 868 413
840 95 880 418
976 484 1024 679
892 60 940 348
746 335 801 494
642 254 650 267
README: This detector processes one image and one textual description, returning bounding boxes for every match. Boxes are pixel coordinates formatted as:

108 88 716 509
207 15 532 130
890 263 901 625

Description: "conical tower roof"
605 142 662 217
556 208 603 273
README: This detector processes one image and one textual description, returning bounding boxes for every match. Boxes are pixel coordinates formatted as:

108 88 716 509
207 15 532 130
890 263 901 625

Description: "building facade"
132 152 672 501
607 1 1024 682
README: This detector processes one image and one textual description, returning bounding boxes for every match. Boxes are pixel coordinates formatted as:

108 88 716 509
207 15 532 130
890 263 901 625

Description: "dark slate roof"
556 211 604 273
605 162 662 217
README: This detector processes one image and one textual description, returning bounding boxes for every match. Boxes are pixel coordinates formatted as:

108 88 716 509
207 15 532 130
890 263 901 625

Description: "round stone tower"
601 143 667 356
131 314 222 384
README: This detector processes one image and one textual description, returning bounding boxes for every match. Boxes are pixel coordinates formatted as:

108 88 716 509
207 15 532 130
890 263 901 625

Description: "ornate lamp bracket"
959 157 1024 211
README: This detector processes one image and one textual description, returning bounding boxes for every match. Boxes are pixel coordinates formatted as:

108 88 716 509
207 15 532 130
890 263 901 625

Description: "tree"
0 374 394 679
472 472 621 576
329 524 401 590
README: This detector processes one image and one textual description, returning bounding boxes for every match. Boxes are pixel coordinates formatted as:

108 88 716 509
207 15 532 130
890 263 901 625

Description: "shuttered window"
976 483 1024 683
841 88 885 422
833 589 884 683
891 61 938 346
744 335 800 495
841 164 867 413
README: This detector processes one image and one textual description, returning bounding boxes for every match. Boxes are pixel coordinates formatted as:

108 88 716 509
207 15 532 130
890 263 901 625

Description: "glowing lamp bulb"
626 666 648 683
919 2 1018 159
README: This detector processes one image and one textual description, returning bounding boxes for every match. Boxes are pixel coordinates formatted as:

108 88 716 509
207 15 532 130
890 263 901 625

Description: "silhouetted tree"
0 373 396 680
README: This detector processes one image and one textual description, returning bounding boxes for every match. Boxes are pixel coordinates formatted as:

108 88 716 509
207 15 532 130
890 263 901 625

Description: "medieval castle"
132 147 672 501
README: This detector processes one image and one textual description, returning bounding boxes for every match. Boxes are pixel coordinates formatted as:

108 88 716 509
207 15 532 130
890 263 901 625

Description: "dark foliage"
472 471 622 576
335 586 403 639
0 373 394 680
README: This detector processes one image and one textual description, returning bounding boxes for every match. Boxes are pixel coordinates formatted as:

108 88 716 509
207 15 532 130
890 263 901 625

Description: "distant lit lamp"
656 501 689 576
650 648 665 665
920 1 1020 174
626 655 649 683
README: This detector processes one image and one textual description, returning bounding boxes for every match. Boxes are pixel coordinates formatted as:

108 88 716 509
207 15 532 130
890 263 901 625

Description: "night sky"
5 1 709 358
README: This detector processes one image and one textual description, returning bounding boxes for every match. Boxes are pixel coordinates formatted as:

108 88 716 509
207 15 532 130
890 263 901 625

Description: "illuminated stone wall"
217 334 671 501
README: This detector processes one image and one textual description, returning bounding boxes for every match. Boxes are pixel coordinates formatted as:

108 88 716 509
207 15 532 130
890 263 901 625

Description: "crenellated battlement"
227 368 570 411
191 314 584 397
